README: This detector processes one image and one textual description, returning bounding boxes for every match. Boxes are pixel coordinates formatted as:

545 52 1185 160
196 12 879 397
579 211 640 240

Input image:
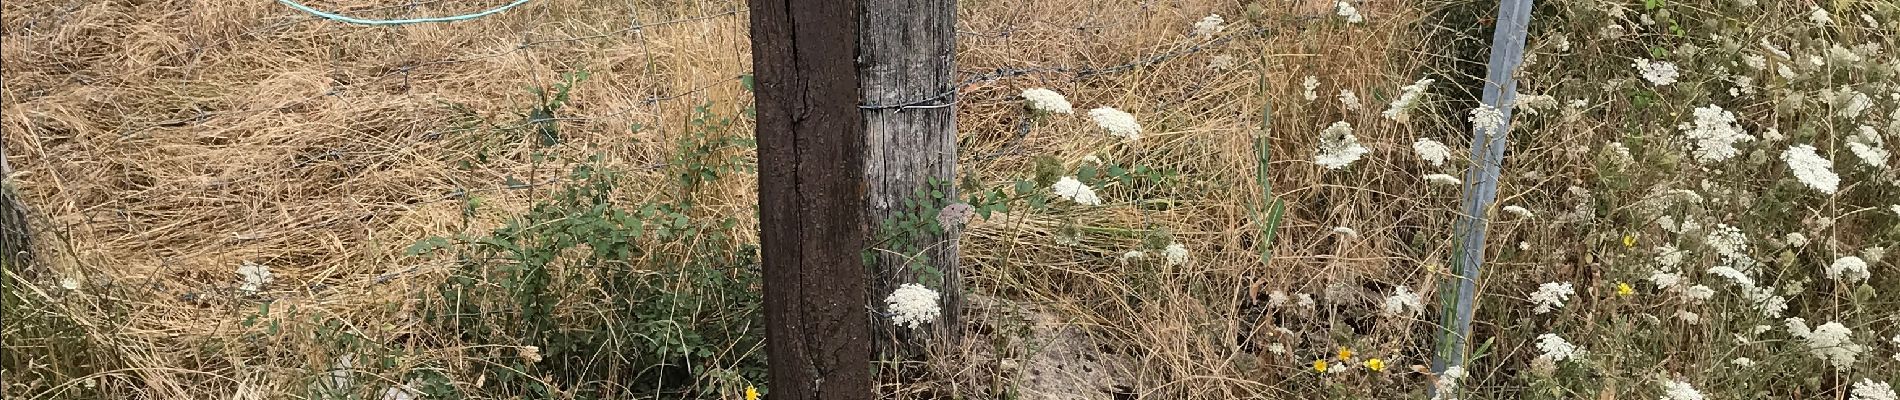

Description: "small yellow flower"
1615 282 1634 296
1313 359 1329 373
1364 358 1386 372
745 386 759 400
1622 234 1637 248
1336 347 1355 361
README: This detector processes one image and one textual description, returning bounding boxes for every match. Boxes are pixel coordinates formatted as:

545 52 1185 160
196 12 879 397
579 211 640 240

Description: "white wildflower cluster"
1514 93 1559 115
1529 281 1575 314
1826 256 1870 283
1335 1 1364 24
1852 379 1897 400
1192 14 1224 37
1163 243 1189 266
1430 366 1468 400
1051 176 1102 206
1469 104 1506 138
1786 318 1864 369
1809 6 1833 25
1634 59 1681 86
238 261 273 294
1315 121 1369 170
1119 250 1145 263
1838 87 1875 119
1424 174 1463 186
1660 379 1706 400
1502 205 1534 219
1683 285 1716 302
1703 224 1750 264
1847 126 1889 169
1384 78 1435 122
1785 232 1809 248
1782 144 1841 194
1680 105 1754 163
1382 285 1423 316
1331 226 1358 237
1535 333 1582 362
1603 142 1634 166
1414 138 1453 166
1302 76 1321 101
1021 88 1074 114
1338 90 1363 111
885 283 942 329
1089 107 1142 141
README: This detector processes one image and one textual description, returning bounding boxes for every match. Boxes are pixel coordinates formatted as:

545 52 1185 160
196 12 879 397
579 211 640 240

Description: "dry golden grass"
0 0 1486 397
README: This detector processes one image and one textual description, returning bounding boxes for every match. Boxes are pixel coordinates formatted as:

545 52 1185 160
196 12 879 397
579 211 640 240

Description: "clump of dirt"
938 294 1138 400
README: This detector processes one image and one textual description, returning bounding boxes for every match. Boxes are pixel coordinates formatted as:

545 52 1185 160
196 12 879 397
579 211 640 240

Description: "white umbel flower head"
1335 1 1364 23
1051 176 1102 206
1424 174 1462 186
1414 138 1453 166
1782 144 1841 194
1851 379 1897 400
1634 59 1681 86
1301 76 1321 101
1529 282 1575 314
1660 379 1706 400
1331 226 1359 237
1469 104 1506 138
1847 126 1889 169
1683 285 1716 301
1338 89 1363 111
1089 107 1142 141
1785 232 1810 247
1119 250 1146 262
238 261 273 294
1827 256 1871 283
1680 105 1754 163
1810 6 1834 25
1382 285 1423 315
1315 121 1369 170
1502 205 1534 218
885 283 942 329
1789 319 1864 369
1163 243 1189 266
1192 14 1225 37
1384 78 1435 122
1431 366 1468 400
1020 88 1074 114
1535 333 1581 362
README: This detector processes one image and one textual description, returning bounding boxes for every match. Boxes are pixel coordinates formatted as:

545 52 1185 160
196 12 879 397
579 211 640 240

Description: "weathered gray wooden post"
860 0 961 347
750 0 874 398
1432 0 1534 391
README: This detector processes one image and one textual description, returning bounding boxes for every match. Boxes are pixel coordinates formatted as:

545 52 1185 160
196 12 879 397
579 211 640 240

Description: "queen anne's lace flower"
1430 366 1468 400
1424 174 1463 186
1529 282 1575 314
1089 107 1142 141
1332 226 1358 237
1684 285 1716 301
238 261 272 294
1827 256 1871 283
1660 379 1706 400
1847 126 1889 169
1414 138 1453 166
885 283 942 329
1681 105 1754 163
1634 59 1681 86
1338 90 1363 111
1315 121 1369 170
1020 88 1074 114
1851 379 1897 400
1335 1 1364 23
1302 76 1321 101
1810 6 1834 25
1384 78 1435 122
1535 333 1581 362
1782 144 1841 194
1788 318 1864 369
1051 176 1102 206
1192 14 1225 37
1164 243 1189 266
1470 104 1506 138
1502 205 1534 218
1704 224 1750 263
1383 285 1423 315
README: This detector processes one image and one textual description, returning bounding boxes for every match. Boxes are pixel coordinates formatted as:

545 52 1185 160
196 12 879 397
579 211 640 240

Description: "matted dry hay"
2 0 1456 397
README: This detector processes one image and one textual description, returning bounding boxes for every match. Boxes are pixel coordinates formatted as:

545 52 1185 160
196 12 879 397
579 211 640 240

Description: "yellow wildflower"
1313 359 1329 373
1337 347 1355 361
1615 282 1633 296
1364 358 1386 372
745 386 759 400
1622 234 1637 248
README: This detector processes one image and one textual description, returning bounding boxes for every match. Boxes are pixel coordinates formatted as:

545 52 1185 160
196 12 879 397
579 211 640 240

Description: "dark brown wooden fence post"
749 0 872 398
860 0 960 349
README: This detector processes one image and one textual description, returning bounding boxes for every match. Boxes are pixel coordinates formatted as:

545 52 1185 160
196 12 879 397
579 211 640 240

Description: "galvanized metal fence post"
1432 0 1535 390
